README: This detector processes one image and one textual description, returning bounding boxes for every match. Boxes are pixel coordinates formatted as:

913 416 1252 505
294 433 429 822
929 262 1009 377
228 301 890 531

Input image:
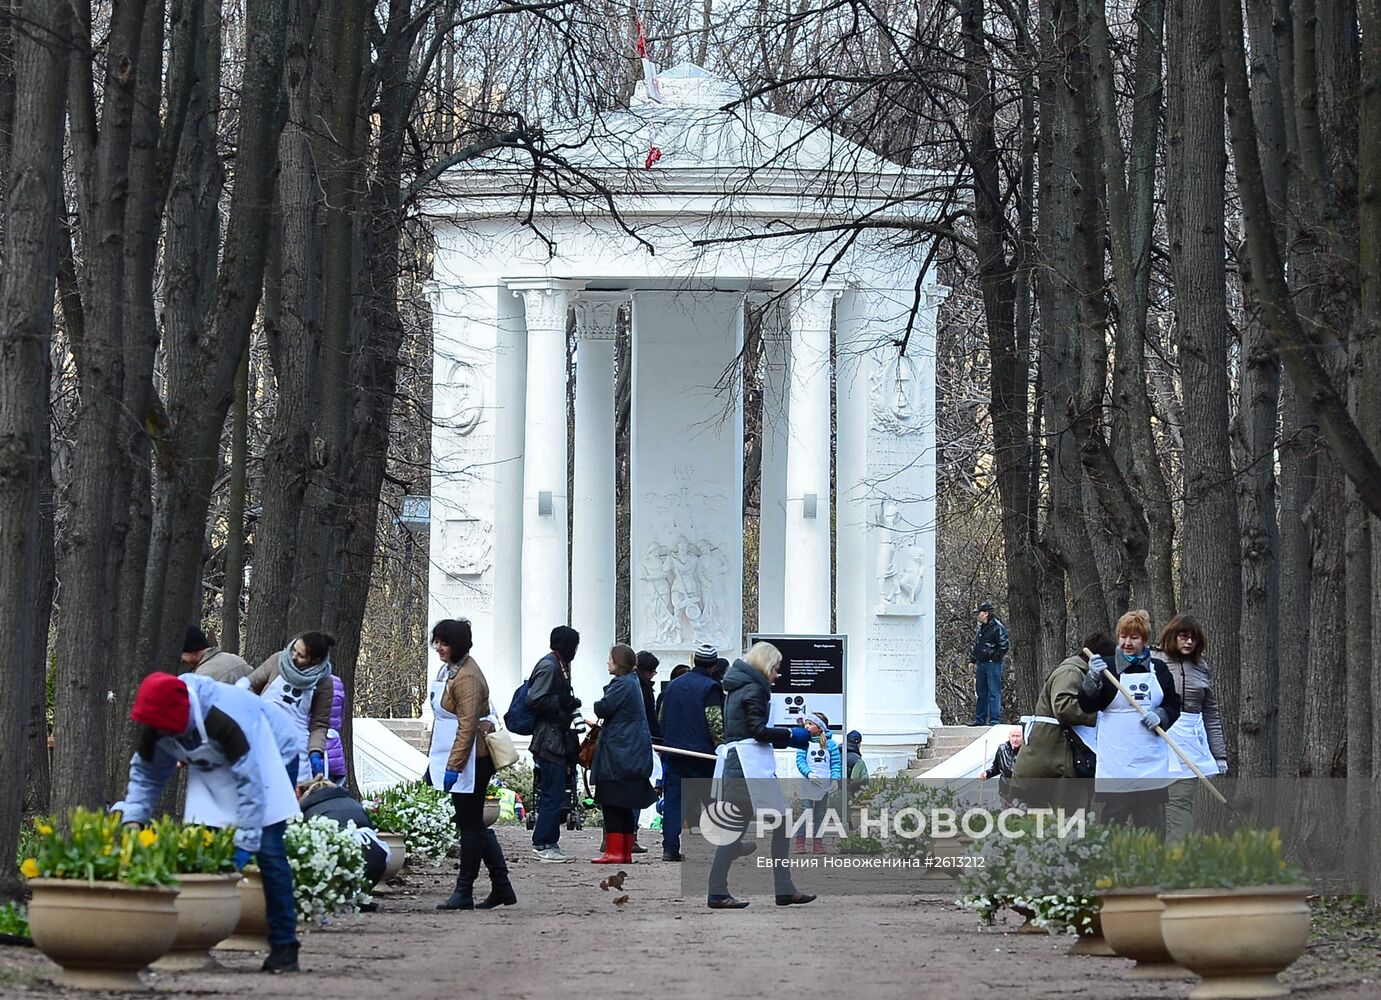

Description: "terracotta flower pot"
1097 889 1192 979
154 873 243 971
214 871 269 952
26 878 179 991
1068 910 1117 957
379 832 407 880
1158 886 1312 999
483 799 500 828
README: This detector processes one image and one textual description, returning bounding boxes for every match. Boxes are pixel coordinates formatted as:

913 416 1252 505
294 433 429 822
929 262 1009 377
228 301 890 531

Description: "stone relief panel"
440 516 493 578
436 359 485 436
873 500 924 616
869 353 925 435
636 477 734 649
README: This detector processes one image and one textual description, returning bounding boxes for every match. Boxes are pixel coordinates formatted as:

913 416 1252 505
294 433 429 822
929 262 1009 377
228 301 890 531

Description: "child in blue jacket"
794 713 843 853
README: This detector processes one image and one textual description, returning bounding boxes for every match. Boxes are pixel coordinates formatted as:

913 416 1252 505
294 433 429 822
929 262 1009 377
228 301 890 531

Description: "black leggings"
603 805 635 834
451 756 497 833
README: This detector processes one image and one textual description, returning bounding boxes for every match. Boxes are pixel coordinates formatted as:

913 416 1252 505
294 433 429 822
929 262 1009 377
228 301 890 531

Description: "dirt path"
1 827 1374 999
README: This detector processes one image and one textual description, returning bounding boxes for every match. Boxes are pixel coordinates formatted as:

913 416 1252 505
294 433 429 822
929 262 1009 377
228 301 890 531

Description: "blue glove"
443 769 461 792
787 726 811 750
233 848 254 870
309 751 325 778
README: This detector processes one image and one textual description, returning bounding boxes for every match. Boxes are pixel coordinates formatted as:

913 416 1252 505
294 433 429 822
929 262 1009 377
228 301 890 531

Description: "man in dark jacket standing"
980 726 1023 805
657 643 724 862
526 626 582 863
968 602 1011 726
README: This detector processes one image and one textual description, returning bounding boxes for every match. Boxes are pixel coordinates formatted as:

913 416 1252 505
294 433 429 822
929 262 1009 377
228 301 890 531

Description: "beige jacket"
193 648 253 685
440 656 495 772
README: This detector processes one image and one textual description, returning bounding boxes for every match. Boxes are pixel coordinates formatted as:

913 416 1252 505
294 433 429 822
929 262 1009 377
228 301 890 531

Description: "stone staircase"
905 725 994 775
378 718 431 753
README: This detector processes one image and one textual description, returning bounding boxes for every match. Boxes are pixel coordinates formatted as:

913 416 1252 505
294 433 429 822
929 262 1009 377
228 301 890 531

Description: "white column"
783 285 840 633
511 280 580 678
756 298 790 633
570 293 624 706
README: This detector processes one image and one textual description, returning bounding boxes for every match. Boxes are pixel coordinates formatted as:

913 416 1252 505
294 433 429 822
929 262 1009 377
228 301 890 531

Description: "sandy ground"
1 825 1376 1000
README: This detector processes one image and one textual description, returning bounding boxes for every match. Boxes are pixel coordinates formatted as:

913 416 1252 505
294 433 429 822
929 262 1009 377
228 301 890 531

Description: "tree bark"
223 347 250 653
1167 0 1243 749
52 0 149 817
0 0 70 898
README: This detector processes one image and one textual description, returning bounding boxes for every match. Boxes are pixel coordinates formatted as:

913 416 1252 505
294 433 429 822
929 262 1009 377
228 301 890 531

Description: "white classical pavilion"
421 65 943 769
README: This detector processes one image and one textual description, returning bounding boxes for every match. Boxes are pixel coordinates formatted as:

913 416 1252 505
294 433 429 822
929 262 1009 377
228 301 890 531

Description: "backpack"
504 679 536 735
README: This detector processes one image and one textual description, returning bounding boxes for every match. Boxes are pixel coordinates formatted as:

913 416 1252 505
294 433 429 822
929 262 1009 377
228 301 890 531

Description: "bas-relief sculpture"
438 359 484 436
869 353 925 435
440 516 493 577
638 480 733 648
874 501 924 616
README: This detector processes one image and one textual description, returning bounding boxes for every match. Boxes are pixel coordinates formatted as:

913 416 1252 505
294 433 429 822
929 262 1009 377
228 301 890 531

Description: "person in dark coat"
297 778 389 886
657 644 724 862
590 644 657 865
632 651 661 855
653 663 689 722
706 642 813 910
968 601 1011 725
526 625 582 863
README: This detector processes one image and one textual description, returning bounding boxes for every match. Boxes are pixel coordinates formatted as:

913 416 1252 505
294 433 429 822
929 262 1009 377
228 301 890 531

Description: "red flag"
635 19 662 102
644 146 663 169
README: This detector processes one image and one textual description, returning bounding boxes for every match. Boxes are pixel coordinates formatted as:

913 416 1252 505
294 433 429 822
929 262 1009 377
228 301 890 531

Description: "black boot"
262 941 300 973
475 828 517 909
437 831 483 910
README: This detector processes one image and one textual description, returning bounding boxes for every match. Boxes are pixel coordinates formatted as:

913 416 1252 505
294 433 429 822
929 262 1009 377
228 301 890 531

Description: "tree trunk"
1235 0 1288 778
0 0 70 899
223 347 250 653
1167 0 1243 746
244 0 322 662
52 0 149 818
147 0 291 686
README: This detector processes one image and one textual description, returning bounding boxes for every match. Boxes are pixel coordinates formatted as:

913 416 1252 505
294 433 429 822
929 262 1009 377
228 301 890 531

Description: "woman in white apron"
242 630 336 782
1157 614 1227 840
1078 610 1182 836
707 642 814 909
430 619 514 911
113 672 302 973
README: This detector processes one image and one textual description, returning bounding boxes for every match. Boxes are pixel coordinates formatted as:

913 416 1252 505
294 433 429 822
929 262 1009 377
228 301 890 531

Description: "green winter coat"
1010 653 1098 810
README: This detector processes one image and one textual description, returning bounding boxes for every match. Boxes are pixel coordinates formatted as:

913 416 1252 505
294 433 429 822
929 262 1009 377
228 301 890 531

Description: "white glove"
1215 759 1229 775
1088 654 1109 676
807 773 825 787
826 779 838 794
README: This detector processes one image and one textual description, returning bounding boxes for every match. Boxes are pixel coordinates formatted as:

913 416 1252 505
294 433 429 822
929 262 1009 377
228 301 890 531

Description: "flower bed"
364 782 455 860
283 815 371 924
23 809 177 887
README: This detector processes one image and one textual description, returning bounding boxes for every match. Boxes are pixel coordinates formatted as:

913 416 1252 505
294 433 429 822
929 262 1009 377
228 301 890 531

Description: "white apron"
183 683 300 830
261 669 316 778
1167 712 1219 777
1095 667 1172 793
712 738 787 814
425 666 490 793
798 740 833 802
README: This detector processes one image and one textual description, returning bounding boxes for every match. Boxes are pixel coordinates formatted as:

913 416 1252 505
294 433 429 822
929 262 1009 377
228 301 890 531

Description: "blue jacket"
796 734 843 780
591 672 653 786
658 665 722 756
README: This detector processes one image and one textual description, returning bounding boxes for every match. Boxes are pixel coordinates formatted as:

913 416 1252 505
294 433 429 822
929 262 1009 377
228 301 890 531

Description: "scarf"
1116 646 1151 672
278 645 332 690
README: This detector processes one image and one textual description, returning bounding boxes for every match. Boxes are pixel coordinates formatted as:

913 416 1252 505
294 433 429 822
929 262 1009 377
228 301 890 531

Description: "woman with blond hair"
1078 609 1181 834
706 641 814 909
1157 614 1227 840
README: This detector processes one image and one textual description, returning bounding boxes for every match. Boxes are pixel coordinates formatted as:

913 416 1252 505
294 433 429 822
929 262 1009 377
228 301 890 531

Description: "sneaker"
535 846 573 863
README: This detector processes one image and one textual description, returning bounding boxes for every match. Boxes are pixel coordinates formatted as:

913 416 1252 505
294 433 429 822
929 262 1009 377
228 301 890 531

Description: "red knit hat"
130 673 191 733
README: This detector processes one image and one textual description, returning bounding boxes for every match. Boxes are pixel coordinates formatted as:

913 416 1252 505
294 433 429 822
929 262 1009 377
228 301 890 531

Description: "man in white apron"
113 672 303 973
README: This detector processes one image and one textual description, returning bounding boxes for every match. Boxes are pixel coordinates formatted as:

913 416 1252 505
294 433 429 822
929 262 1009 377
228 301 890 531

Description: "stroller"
524 759 589 832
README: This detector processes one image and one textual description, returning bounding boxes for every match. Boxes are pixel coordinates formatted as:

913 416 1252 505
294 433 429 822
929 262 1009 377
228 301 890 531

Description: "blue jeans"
973 660 1003 725
661 760 683 856
256 818 296 946
531 758 568 849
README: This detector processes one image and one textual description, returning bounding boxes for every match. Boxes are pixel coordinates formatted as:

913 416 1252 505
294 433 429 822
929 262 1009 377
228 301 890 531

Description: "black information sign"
747 633 847 731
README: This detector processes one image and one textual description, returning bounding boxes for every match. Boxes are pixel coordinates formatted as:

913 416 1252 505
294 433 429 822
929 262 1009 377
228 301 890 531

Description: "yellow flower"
20 858 40 879
1169 845 1184 862
34 820 53 836
1278 859 1287 870
137 828 158 848
203 830 215 847
1094 877 1112 889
